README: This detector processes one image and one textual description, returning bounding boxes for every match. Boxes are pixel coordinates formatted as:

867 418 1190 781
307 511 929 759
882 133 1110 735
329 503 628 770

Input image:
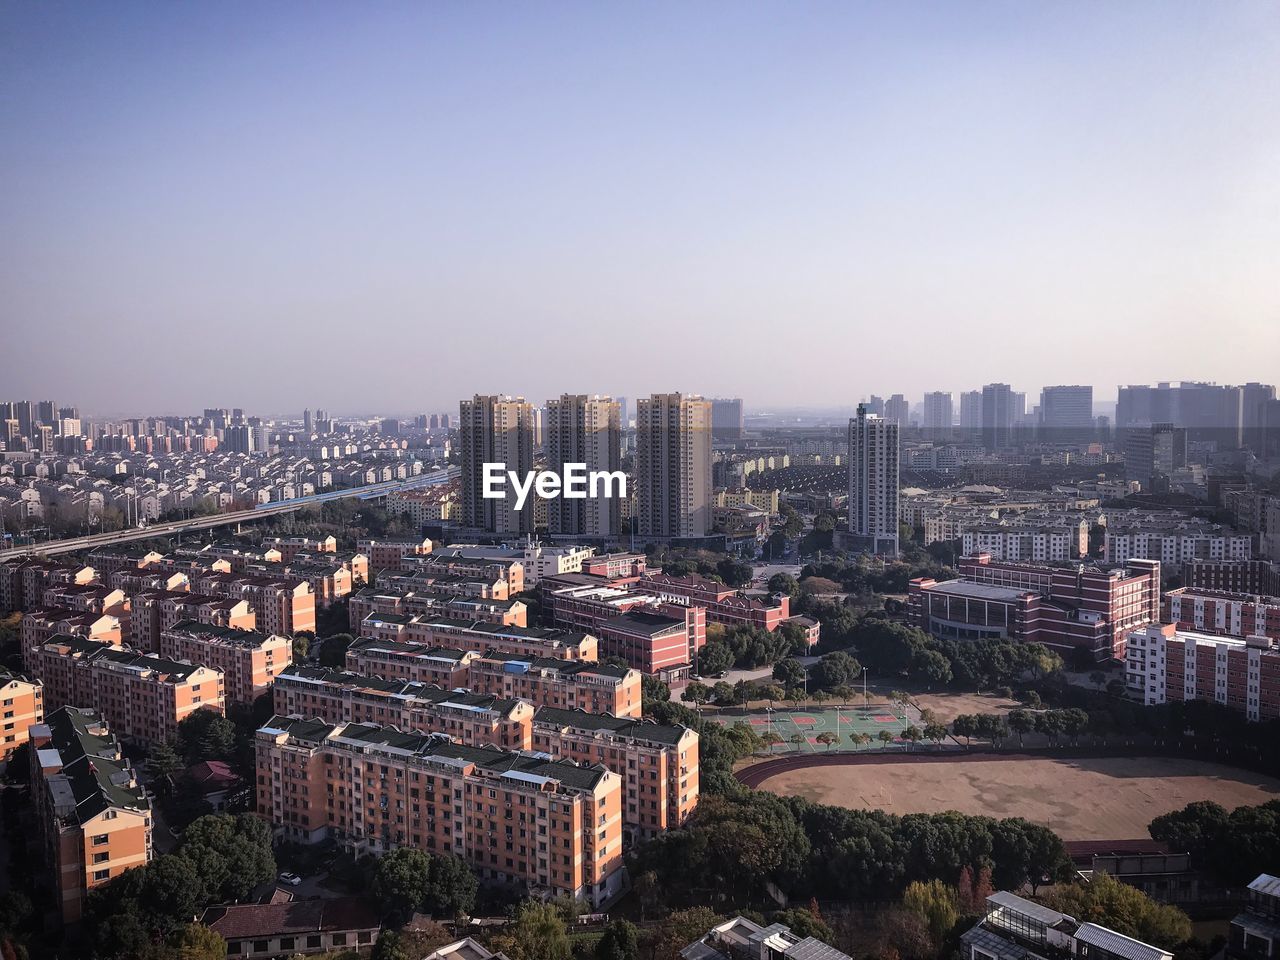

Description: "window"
306 935 322 948
93 869 110 882
93 852 109 864
331 933 348 946
92 834 109 846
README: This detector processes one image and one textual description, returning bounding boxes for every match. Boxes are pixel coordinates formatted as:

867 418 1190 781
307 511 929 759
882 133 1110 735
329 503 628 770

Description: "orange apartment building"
467 653 641 718
131 590 257 653
273 666 533 750
21 607 122 668
377 570 512 600
348 588 527 631
40 583 132 631
160 620 291 704
188 572 316 636
31 635 225 744
0 668 43 763
108 567 191 597
398 553 524 596
531 706 698 838
345 639 476 687
261 535 338 562
356 538 433 573
255 715 626 906
1 556 97 614
31 707 152 922
358 616 596 662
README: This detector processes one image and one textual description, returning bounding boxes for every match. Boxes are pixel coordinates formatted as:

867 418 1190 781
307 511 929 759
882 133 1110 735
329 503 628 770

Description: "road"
0 466 457 561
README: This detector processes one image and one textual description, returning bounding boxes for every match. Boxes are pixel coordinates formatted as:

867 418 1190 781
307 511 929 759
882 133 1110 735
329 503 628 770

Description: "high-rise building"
1040 385 1094 439
1241 382 1278 454
847 403 899 557
635 393 712 539
459 395 536 535
864 395 885 417
921 391 953 439
302 408 313 435
981 383 1015 450
959 390 982 434
884 394 909 428
380 417 400 436
1123 423 1187 493
545 394 622 538
36 401 57 425
710 398 744 442
13 401 33 437
1116 382 1251 448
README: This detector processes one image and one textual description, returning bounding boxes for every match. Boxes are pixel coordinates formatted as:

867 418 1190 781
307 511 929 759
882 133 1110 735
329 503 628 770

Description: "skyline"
3 1 1278 412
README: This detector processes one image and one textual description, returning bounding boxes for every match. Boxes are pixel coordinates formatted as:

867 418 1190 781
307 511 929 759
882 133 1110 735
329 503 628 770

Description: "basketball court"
715 704 921 753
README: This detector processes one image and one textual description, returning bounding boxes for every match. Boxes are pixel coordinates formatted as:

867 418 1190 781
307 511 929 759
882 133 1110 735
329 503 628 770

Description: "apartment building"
30 707 152 922
345 640 476 688
261 535 338 562
22 607 123 667
255 715 626 907
1185 559 1280 597
364 617 597 662
1126 623 1280 722
467 653 641 718
357 538 434 573
544 394 623 538
960 526 1080 563
385 486 459 525
378 569 513 600
1163 587 1280 642
160 620 292 704
960 891 1170 960
40 582 131 623
273 666 533 750
131 590 257 653
188 571 316 636
404 550 526 594
0 669 43 762
909 554 1161 661
1104 523 1253 572
635 393 713 540
31 635 225 744
581 553 647 580
532 707 697 837
348 588 527 631
459 394 537 536
1 557 98 614
848 402 900 557
108 567 190 597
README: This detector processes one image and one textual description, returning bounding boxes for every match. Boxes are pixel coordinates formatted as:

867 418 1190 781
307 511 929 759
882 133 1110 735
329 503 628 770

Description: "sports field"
752 755 1280 839
714 705 925 753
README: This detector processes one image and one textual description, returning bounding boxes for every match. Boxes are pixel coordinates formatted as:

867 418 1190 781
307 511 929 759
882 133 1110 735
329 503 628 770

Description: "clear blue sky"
2 1 1277 415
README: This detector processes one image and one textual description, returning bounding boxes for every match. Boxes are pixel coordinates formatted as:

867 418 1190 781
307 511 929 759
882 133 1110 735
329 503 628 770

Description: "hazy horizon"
3 2 1277 413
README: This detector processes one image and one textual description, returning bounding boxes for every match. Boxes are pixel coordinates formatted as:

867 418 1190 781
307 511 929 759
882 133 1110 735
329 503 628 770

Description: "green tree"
149 741 182 783
901 879 959 947
424 852 478 918
373 848 433 925
176 813 275 904
773 658 806 689
878 729 896 748
595 918 641 960
652 907 724 960
176 709 237 763
318 632 354 668
812 651 861 690
641 675 671 704
1007 709 1034 746
923 721 948 747
952 715 975 745
1042 873 1192 948
170 923 227 960
681 681 711 710
292 633 311 661
492 901 571 960
767 573 800 599
698 642 734 676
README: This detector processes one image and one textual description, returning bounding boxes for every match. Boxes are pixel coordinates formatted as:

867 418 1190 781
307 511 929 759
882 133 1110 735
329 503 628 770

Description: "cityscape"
3 3 1280 960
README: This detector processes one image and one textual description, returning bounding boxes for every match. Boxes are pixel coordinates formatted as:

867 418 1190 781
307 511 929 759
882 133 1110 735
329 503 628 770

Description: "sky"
2 1 1278 417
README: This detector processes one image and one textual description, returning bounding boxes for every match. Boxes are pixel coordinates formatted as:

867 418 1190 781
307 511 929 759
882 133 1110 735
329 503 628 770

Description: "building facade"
847 403 899 557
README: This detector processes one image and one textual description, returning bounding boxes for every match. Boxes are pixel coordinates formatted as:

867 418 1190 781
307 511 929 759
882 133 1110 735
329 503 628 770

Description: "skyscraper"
459 395 536 535
710 398 744 442
959 391 982 435
545 394 622 538
1040 385 1094 440
884 394 909 428
635 393 712 539
1124 423 1187 493
847 403 899 557
981 383 1015 450
864 395 885 417
922 392 953 439
302 409 313 435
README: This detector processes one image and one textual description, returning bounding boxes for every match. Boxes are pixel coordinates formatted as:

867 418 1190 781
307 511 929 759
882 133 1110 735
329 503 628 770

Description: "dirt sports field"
754 755 1280 839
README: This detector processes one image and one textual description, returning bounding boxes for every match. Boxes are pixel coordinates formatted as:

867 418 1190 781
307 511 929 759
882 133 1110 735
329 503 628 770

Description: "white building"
847 403 899 557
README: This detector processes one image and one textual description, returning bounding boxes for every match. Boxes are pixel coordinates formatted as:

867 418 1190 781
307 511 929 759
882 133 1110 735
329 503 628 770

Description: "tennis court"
715 704 921 753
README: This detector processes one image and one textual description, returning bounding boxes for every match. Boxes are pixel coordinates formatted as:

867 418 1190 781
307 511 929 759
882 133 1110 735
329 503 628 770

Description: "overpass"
0 466 458 562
